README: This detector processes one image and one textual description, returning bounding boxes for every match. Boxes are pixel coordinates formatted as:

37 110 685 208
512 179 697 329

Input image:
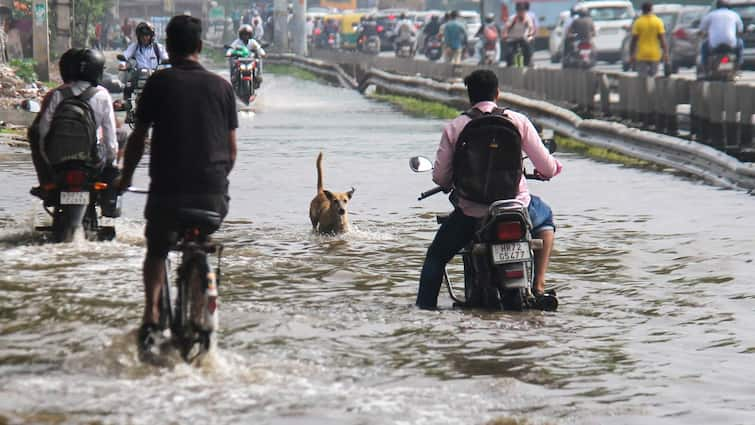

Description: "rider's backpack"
43 86 101 167
483 25 498 42
453 107 523 204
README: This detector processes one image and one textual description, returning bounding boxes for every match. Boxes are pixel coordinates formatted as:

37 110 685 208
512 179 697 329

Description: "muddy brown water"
1 73 754 425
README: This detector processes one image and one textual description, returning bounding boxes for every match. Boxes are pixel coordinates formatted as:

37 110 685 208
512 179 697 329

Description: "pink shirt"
432 101 563 218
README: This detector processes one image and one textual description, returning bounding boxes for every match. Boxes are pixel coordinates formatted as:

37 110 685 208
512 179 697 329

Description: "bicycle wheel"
174 254 216 360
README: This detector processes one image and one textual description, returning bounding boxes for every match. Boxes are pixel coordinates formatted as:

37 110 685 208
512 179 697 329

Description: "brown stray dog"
309 152 355 234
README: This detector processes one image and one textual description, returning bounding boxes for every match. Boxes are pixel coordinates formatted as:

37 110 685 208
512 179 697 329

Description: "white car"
548 1 635 63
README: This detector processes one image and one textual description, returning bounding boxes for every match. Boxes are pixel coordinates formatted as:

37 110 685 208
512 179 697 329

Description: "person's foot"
137 323 162 357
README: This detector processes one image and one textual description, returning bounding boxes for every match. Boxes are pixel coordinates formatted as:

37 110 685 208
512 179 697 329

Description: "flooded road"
1 72 754 425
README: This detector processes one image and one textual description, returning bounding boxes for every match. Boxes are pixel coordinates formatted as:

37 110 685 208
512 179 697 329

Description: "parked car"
549 1 635 63
619 4 708 72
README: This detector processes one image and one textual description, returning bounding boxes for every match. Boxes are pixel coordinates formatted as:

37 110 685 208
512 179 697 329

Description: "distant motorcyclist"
395 12 417 53
699 0 744 73
562 7 595 60
476 13 502 63
227 24 266 88
357 15 379 51
423 14 441 39
502 2 535 66
121 22 168 100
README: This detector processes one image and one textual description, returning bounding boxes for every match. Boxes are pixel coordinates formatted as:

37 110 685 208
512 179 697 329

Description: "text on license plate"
491 242 530 264
60 191 89 205
719 62 734 70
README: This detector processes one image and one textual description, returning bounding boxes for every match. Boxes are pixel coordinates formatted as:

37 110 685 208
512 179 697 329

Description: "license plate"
60 191 89 205
491 242 530 264
719 62 734 70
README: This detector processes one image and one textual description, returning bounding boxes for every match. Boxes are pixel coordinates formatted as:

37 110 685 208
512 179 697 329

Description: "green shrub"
9 59 38 83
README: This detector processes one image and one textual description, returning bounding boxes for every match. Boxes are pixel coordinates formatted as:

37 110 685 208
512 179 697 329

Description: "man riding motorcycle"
121 22 168 101
394 12 417 56
562 7 596 65
476 13 502 64
416 69 562 310
226 24 266 89
699 0 744 74
357 15 379 51
502 2 535 66
30 48 118 202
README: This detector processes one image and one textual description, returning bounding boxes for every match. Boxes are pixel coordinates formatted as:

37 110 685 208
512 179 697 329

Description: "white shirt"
701 8 743 48
38 81 118 166
227 38 266 57
122 41 169 70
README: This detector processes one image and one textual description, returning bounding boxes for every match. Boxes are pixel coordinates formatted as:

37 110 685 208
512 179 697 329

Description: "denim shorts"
528 195 555 235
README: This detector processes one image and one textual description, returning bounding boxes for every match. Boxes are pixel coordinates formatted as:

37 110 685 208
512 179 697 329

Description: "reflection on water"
1 73 754 425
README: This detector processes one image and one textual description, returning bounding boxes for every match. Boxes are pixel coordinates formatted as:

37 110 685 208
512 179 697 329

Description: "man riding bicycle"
416 69 562 310
502 2 535 66
699 0 744 73
117 15 238 355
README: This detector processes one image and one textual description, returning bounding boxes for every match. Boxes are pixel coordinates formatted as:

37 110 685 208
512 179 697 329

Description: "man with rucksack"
30 48 118 200
415 69 562 310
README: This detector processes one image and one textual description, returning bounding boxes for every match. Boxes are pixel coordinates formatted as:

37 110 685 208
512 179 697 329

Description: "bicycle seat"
176 208 222 234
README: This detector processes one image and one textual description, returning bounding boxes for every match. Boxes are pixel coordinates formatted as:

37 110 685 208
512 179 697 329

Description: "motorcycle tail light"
721 55 730 64
504 268 524 279
496 221 524 241
377 25 384 33
578 42 591 50
93 182 108 191
64 170 86 187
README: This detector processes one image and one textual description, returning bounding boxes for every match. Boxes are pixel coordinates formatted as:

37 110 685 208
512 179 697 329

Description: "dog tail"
316 152 324 192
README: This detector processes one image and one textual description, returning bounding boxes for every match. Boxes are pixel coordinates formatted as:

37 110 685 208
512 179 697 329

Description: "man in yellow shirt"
629 2 669 77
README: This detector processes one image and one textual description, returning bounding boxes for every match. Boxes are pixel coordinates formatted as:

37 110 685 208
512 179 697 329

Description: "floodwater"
1 72 754 425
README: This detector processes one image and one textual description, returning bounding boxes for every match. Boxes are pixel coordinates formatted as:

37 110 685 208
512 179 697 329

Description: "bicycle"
128 186 226 363
158 208 224 362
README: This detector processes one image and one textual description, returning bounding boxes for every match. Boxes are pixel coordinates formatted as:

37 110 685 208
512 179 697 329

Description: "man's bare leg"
142 256 165 325
533 229 554 294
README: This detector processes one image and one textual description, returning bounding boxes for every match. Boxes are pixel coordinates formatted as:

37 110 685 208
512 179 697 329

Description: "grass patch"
0 127 26 136
265 64 320 81
556 135 659 168
9 59 37 83
368 93 459 120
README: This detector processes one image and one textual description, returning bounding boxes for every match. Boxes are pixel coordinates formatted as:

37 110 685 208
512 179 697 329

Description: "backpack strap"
462 106 508 120
77 85 98 102
60 86 75 100
153 43 161 63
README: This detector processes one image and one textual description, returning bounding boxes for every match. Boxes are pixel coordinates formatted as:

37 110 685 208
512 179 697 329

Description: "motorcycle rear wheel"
500 287 526 311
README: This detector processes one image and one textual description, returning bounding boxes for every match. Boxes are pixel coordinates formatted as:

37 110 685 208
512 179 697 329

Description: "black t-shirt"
568 17 595 41
137 59 238 195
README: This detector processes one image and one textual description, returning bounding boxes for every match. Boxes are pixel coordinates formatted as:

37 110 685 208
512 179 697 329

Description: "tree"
72 0 112 47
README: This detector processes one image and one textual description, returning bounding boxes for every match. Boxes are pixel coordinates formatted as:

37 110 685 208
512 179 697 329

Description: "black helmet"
484 12 495 23
238 24 253 38
59 48 83 83
515 2 528 12
716 0 729 8
136 21 155 38
576 6 589 17
77 48 105 85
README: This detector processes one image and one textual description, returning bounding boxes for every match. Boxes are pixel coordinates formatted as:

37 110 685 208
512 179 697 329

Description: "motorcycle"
424 34 443 61
698 44 738 81
362 35 381 55
32 164 120 243
225 45 260 105
480 40 499 65
395 38 415 58
116 54 159 128
409 131 558 311
563 37 596 69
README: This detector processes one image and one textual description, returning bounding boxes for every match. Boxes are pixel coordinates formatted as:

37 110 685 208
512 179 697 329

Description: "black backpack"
43 86 100 167
452 107 523 204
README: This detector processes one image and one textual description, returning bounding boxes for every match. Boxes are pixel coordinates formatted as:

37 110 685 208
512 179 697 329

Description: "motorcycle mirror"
117 54 127 61
748 24 755 33
410 156 433 172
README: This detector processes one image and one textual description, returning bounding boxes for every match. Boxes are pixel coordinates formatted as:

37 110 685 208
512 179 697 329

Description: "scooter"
563 37 596 69
363 35 381 55
698 44 738 81
409 131 558 311
424 34 443 61
32 164 120 243
395 38 415 58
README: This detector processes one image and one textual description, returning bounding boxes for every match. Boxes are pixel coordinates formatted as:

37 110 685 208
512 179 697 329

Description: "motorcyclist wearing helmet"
699 0 744 73
562 6 595 60
502 1 535 66
122 22 168 71
30 48 118 197
357 15 379 51
476 13 502 63
395 12 417 49
227 24 267 88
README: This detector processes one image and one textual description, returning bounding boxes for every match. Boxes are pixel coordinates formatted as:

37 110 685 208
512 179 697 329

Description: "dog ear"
323 190 334 200
347 187 355 199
